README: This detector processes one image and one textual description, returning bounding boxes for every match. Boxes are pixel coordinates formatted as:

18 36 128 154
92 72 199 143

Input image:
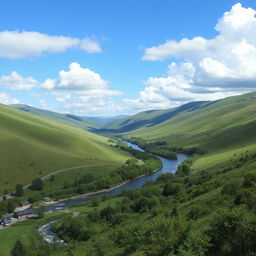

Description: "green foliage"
7 200 16 213
53 216 96 242
141 217 191 256
243 172 256 188
177 163 190 176
206 208 256 256
15 184 24 197
221 180 242 196
30 178 44 191
163 183 187 201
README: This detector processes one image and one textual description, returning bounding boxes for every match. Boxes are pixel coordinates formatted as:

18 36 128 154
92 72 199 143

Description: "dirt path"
23 162 122 189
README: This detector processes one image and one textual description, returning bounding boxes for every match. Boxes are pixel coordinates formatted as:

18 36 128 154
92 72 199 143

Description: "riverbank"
45 167 161 207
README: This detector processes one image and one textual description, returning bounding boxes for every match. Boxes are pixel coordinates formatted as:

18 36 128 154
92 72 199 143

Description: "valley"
0 92 256 256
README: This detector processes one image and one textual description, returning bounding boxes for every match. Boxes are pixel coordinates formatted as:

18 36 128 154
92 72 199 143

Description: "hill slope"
11 104 102 130
103 92 256 152
0 104 130 194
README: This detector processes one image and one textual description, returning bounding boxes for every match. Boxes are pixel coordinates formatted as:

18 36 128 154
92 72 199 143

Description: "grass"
0 104 131 194
103 91 256 153
42 165 121 194
192 144 256 170
12 104 102 130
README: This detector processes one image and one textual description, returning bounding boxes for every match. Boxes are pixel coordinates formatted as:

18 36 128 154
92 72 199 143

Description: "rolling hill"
0 104 130 194
11 104 102 130
101 92 256 151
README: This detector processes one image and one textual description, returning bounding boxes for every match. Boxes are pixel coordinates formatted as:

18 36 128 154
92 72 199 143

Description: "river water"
46 141 188 211
39 141 188 242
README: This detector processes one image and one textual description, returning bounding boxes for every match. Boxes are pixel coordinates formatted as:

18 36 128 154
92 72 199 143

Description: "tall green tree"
30 178 43 190
15 184 23 197
7 200 16 213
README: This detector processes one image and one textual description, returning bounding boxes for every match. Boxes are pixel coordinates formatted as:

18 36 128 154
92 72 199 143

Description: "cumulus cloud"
143 3 256 89
0 31 101 58
124 60 248 112
0 92 19 105
41 62 108 91
51 91 71 102
39 62 123 115
0 71 38 90
128 3 256 111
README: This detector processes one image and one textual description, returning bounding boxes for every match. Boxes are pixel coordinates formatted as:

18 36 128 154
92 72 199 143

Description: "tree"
141 217 191 255
163 183 187 201
100 206 116 221
11 239 26 256
15 184 23 197
7 200 16 213
30 178 43 190
206 208 256 256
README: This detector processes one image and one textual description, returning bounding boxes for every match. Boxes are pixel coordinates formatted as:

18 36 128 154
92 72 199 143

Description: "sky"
0 0 256 116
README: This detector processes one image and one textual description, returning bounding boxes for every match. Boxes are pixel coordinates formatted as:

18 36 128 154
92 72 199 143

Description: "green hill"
103 92 256 151
101 101 209 133
11 104 102 130
0 104 130 194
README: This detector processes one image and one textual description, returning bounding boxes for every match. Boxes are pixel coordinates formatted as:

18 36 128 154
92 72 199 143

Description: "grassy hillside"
1 92 256 256
102 101 209 133
12 104 102 130
104 92 256 152
0 104 130 194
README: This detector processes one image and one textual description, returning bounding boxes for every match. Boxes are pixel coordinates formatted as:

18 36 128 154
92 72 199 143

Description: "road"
23 162 122 189
1 162 122 200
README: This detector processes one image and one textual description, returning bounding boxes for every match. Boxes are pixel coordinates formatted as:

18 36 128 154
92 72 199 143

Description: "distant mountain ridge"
98 101 211 133
11 104 102 130
98 91 256 152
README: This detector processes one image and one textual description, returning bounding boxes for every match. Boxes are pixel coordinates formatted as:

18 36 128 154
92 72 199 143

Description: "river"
39 141 188 242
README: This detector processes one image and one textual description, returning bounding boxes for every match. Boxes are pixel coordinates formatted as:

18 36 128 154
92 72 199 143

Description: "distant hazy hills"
98 91 256 152
11 104 130 131
12 91 256 153
11 104 102 130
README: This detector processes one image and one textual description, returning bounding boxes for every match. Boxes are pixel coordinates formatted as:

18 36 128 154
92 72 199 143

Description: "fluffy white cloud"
76 89 122 96
40 79 57 90
79 38 101 53
41 62 108 90
128 3 256 112
0 71 38 90
39 62 123 115
124 61 248 112
0 31 101 58
51 92 71 102
0 92 19 105
143 3 256 89
58 62 108 90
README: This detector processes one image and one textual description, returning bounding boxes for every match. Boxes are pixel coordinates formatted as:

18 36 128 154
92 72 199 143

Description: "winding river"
39 141 188 242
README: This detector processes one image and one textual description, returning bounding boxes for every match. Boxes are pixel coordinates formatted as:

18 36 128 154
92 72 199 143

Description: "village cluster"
0 197 52 229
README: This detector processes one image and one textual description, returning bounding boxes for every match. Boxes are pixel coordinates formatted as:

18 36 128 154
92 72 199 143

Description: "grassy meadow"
0 104 131 194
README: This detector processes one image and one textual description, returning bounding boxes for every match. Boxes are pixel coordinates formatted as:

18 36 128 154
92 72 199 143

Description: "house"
43 197 52 202
0 217 12 227
13 208 38 219
19 201 30 207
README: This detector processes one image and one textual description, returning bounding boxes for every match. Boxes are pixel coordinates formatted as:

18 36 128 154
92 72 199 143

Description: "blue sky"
0 0 255 116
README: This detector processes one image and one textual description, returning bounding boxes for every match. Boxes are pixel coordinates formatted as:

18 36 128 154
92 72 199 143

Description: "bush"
206 208 256 256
